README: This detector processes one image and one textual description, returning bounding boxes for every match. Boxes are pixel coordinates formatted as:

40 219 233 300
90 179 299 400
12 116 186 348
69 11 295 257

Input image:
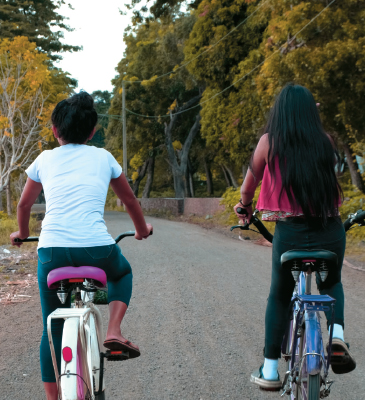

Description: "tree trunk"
221 164 231 187
242 164 248 181
184 173 191 197
343 142 364 192
189 172 194 198
224 164 238 188
185 158 194 198
142 156 155 198
132 159 149 197
163 94 202 198
164 110 201 198
6 181 12 215
204 159 214 196
173 170 185 198
0 190 3 211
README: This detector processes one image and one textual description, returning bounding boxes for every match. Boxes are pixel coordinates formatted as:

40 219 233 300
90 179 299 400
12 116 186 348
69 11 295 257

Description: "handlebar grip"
343 209 365 232
236 207 248 216
354 210 365 223
14 237 39 242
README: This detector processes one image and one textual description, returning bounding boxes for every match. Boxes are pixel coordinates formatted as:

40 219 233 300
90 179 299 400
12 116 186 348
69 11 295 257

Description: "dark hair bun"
51 91 98 144
66 91 94 109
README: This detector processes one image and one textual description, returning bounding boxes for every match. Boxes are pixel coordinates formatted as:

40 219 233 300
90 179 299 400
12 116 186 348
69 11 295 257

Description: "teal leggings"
37 244 132 382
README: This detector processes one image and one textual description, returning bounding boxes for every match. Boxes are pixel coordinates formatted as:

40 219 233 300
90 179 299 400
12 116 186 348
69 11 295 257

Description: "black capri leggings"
264 217 346 359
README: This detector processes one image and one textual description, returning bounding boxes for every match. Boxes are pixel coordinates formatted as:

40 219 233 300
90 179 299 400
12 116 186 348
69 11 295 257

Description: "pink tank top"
256 158 341 220
256 158 300 214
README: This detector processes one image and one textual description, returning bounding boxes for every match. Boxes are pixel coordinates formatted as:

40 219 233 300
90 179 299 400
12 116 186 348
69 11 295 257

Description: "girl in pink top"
234 83 355 390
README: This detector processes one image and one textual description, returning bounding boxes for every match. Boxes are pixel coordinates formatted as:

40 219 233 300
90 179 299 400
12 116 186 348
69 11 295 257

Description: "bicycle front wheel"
307 374 320 400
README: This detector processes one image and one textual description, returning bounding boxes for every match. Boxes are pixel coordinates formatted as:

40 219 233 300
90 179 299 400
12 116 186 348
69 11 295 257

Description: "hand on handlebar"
10 231 29 247
234 203 253 224
135 223 153 240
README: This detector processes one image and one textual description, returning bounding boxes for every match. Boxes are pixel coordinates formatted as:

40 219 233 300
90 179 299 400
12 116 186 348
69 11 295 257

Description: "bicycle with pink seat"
16 231 135 400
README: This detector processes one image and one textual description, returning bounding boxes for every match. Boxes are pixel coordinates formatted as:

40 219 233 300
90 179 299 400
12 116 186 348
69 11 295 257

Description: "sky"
55 0 132 94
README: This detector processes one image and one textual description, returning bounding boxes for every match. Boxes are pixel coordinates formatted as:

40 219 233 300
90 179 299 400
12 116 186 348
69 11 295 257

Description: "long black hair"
265 83 342 223
51 91 98 144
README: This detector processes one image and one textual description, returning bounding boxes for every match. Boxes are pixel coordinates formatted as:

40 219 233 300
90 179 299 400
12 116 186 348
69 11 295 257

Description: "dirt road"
0 211 364 399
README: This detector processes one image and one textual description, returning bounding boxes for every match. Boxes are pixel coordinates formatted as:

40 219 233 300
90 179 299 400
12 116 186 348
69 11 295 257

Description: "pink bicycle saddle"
47 266 107 289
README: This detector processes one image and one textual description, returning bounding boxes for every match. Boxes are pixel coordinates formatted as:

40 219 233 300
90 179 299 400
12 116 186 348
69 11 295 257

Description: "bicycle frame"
282 270 336 399
14 231 138 400
232 208 365 398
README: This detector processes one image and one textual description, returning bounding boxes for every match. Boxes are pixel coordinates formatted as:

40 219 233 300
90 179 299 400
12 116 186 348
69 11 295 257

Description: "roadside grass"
0 212 40 246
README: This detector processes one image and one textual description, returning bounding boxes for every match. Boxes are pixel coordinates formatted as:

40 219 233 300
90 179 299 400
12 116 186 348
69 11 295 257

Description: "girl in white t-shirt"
10 92 152 400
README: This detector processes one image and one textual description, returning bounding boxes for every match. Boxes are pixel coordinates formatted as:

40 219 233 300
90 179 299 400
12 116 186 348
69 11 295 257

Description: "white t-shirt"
26 144 123 249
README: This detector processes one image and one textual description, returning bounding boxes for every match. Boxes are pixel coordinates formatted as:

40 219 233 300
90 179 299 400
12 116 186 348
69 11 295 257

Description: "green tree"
0 0 80 60
107 14 202 198
88 91 112 148
0 36 74 213
250 0 365 191
183 0 269 186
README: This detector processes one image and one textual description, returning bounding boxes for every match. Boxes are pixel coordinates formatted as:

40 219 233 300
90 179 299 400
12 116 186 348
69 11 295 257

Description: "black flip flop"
327 338 356 374
103 339 141 359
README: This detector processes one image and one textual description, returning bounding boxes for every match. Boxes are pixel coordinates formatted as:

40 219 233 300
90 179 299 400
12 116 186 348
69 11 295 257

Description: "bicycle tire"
307 374 320 400
95 390 106 400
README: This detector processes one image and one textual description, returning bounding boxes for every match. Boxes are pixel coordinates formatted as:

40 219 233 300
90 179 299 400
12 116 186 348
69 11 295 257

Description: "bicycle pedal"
330 352 348 365
105 350 129 361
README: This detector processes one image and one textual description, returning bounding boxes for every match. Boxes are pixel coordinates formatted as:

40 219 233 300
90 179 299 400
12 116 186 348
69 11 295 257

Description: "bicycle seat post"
305 266 312 295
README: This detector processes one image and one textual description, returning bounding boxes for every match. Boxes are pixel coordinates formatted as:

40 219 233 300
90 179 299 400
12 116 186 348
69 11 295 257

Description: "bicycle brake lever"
230 224 250 231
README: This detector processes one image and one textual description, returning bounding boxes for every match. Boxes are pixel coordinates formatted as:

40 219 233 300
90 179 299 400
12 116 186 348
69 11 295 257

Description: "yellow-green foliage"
0 211 9 220
220 186 276 234
0 213 39 245
339 184 365 241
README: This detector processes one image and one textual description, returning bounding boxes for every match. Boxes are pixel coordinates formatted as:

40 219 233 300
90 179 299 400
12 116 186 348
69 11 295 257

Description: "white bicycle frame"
47 297 105 399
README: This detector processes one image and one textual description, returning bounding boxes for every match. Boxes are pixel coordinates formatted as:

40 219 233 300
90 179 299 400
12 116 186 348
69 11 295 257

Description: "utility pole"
122 80 127 177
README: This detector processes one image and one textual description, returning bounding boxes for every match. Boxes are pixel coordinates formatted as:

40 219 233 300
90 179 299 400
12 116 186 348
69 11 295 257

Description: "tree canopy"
106 0 365 197
0 0 80 60
0 36 74 192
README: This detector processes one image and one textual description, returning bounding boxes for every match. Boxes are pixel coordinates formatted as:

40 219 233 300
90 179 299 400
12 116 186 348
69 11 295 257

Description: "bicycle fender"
60 317 81 400
304 310 322 375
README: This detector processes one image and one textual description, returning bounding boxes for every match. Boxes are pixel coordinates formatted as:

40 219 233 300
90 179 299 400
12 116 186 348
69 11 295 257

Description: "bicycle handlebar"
232 208 274 243
13 231 149 244
343 209 365 232
114 231 136 243
14 237 39 243
232 207 365 241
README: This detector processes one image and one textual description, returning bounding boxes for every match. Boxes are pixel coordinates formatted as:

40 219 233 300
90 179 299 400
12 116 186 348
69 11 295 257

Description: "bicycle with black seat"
231 208 365 399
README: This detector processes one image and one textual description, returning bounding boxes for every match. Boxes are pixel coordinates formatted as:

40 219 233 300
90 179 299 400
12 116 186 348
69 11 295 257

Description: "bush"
339 183 365 242
220 186 276 234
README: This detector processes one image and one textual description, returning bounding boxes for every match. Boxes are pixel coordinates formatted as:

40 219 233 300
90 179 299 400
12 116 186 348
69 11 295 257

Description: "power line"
123 0 268 83
101 0 336 120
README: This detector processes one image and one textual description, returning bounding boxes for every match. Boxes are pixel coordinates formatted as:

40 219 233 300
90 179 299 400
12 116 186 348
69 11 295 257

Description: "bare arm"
110 173 152 240
234 134 269 221
10 178 43 246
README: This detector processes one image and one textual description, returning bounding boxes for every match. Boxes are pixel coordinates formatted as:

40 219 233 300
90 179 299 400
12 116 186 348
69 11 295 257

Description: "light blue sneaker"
250 365 282 391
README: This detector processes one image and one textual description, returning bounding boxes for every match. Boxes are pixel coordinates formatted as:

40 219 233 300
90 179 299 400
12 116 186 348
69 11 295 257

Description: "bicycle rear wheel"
307 374 320 400
95 390 106 400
